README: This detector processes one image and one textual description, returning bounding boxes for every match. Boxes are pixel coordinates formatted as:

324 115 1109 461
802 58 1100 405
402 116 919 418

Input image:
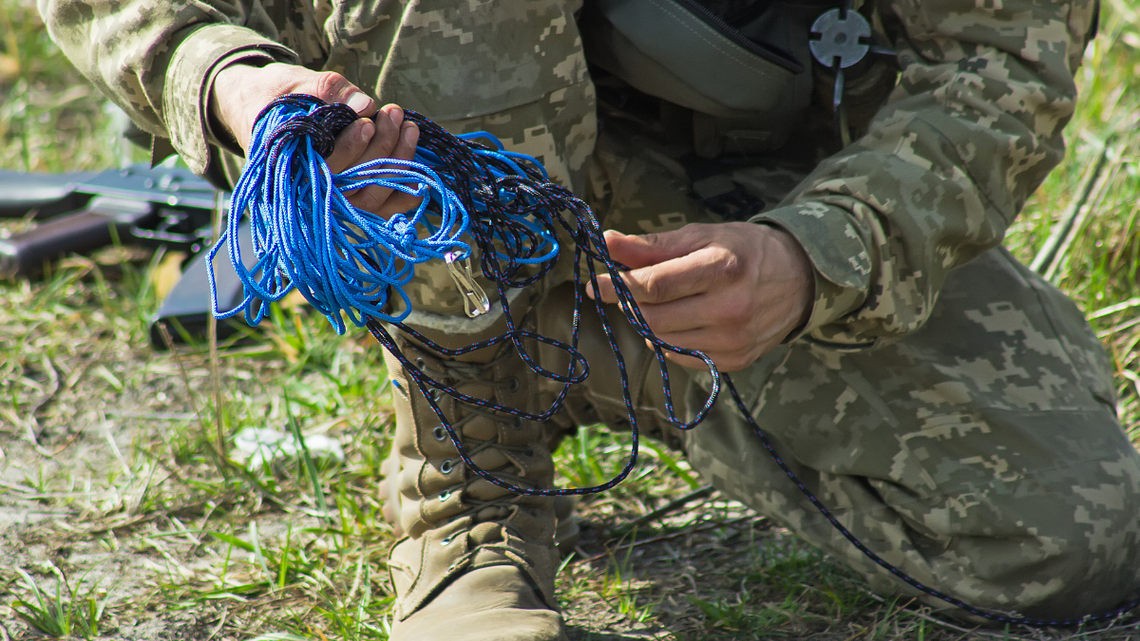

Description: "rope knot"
254 95 358 158
388 214 418 250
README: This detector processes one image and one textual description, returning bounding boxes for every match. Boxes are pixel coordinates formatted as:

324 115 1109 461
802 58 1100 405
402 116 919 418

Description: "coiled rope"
207 94 474 331
209 94 721 500
208 94 1139 628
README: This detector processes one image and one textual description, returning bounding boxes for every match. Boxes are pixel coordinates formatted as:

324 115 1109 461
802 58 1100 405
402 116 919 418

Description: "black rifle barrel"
0 196 155 278
0 169 97 219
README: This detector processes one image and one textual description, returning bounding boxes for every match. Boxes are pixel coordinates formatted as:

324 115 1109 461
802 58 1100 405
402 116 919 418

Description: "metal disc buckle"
810 7 873 70
810 6 892 146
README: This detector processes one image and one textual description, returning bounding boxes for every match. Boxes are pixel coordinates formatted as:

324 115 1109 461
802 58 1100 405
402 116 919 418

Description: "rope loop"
207 95 473 332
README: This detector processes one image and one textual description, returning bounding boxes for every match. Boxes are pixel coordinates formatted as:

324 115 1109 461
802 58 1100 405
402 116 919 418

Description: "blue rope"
207 94 547 332
209 95 1138 629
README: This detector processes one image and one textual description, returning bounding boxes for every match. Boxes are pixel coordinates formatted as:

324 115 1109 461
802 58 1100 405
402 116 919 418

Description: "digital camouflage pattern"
759 0 1102 350
542 168 1140 620
680 247 1140 620
535 245 1140 620
37 0 1095 341
40 0 1140 622
37 0 596 190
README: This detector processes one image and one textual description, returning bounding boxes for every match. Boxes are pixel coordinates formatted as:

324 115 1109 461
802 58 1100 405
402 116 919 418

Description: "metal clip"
445 250 490 318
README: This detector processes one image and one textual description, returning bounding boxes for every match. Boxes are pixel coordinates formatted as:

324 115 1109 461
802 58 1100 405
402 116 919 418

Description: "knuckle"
642 232 664 249
675 222 701 237
313 71 352 101
716 248 744 280
638 272 665 302
330 126 364 161
374 122 402 151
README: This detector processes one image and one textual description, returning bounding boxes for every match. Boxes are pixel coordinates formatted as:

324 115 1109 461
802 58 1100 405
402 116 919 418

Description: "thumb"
602 227 706 269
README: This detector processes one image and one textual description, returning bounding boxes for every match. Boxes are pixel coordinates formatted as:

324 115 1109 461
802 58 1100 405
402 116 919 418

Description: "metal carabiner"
444 250 491 318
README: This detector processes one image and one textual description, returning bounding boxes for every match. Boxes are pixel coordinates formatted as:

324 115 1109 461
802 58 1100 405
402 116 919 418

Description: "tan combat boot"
379 326 569 641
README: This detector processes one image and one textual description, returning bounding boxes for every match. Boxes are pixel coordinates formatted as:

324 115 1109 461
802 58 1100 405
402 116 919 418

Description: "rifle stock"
150 220 256 349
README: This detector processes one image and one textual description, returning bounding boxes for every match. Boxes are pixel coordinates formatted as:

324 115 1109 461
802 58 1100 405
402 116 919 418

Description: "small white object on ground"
233 427 345 470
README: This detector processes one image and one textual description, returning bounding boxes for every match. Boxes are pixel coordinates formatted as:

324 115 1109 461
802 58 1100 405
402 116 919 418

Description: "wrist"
749 203 872 334
160 23 297 174
208 62 260 151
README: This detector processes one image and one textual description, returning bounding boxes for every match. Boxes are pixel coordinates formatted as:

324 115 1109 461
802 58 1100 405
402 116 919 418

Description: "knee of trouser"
939 478 1140 621
938 547 1140 624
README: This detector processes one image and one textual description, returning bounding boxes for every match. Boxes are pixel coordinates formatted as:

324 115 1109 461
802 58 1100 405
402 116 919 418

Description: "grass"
1 0 1140 639
1008 0 1140 436
10 566 109 639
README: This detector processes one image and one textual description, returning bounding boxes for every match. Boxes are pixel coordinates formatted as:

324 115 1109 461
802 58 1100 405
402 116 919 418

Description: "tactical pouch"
580 0 842 155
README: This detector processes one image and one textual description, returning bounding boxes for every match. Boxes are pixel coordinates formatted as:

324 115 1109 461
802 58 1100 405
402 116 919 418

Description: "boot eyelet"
439 490 451 501
433 426 448 441
525 446 534 457
429 389 443 401
441 536 452 546
512 416 524 430
505 376 520 392
441 459 455 474
415 357 426 370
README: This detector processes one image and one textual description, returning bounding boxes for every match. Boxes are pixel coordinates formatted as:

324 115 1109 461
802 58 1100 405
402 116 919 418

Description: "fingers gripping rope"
207 95 473 331
209 95 1139 628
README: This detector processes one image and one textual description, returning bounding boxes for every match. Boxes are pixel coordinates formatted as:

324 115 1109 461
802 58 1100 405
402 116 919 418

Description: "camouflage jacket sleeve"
38 0 300 173
752 0 1097 349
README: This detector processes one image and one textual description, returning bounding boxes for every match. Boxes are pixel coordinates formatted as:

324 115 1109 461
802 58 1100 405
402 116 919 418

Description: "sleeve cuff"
162 23 298 174
749 202 873 341
202 49 281 157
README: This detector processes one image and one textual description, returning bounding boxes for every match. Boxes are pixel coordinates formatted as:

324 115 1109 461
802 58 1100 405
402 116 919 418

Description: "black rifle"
0 164 255 348
0 164 216 275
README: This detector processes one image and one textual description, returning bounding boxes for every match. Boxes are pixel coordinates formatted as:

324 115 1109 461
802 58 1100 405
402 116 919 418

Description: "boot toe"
390 565 568 641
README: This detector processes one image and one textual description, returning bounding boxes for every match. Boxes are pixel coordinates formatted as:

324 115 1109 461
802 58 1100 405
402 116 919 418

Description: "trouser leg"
681 247 1140 620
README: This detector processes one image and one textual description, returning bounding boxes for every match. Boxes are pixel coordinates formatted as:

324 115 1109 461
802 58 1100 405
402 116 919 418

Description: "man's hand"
588 222 814 372
209 62 420 216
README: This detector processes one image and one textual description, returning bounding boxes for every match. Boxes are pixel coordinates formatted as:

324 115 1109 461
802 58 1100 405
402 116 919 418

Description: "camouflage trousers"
401 127 1140 621
533 128 1140 622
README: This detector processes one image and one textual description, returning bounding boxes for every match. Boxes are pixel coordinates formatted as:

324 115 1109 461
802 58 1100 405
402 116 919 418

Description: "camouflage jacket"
39 0 1097 348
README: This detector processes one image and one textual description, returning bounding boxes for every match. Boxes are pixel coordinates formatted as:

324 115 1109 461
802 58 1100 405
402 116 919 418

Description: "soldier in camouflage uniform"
40 0 1140 637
